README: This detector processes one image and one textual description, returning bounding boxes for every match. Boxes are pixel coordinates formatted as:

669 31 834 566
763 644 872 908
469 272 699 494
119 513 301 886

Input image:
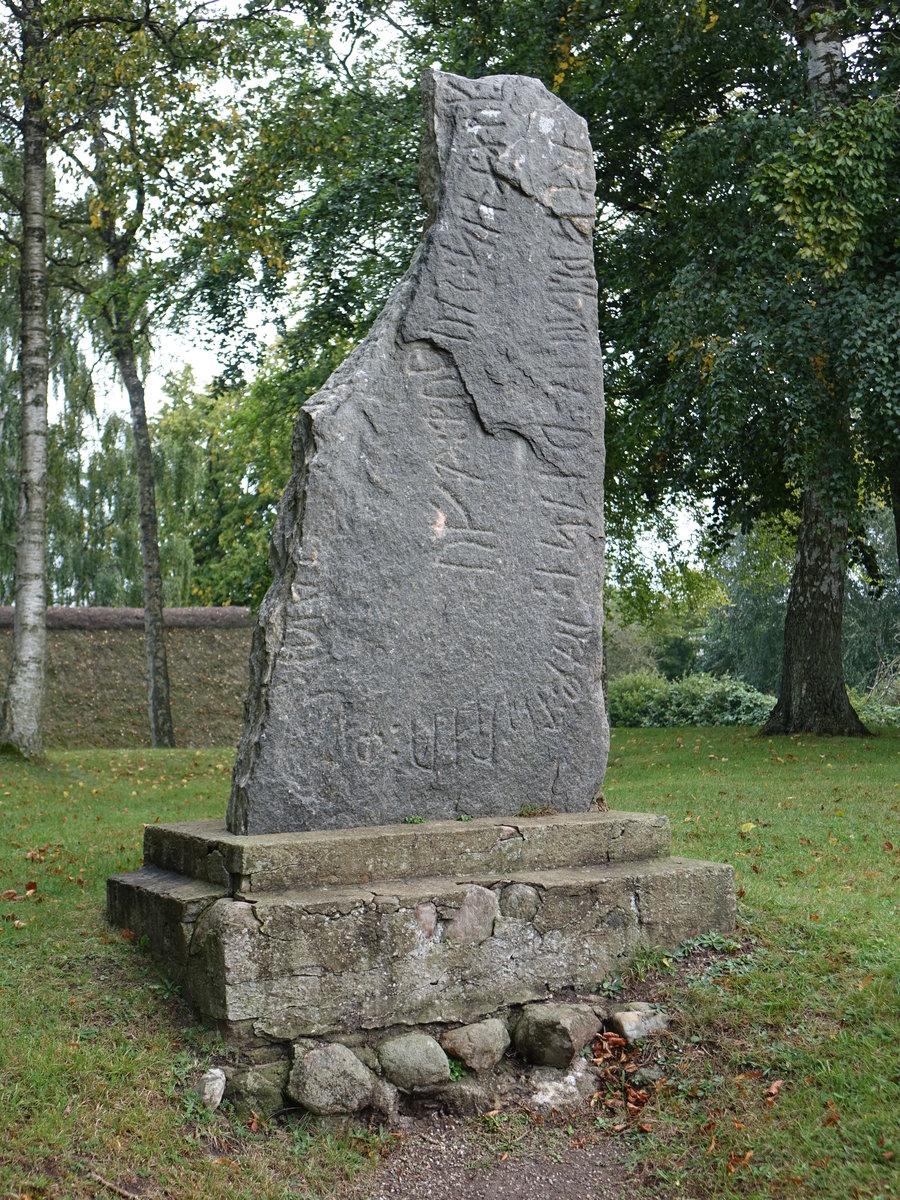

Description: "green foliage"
848 688 900 729
605 561 724 681
756 94 900 279
303 1 899 657
607 670 776 728
151 343 343 608
447 1055 466 1081
699 520 797 693
608 668 900 729
47 412 142 606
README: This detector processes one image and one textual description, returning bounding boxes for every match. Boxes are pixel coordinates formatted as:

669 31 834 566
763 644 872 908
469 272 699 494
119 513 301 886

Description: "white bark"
0 1 48 756
795 1 847 96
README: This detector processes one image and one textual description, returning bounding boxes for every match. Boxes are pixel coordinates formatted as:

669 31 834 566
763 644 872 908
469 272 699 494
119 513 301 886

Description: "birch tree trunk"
0 1 48 756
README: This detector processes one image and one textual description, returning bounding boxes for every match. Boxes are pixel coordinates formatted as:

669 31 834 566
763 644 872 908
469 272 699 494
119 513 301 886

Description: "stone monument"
108 69 734 1119
229 68 608 835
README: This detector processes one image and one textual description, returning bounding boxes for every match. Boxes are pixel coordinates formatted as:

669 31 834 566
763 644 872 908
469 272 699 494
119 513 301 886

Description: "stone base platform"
108 811 735 1044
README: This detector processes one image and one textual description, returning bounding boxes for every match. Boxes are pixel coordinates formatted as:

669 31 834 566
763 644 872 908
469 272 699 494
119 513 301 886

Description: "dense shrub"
608 672 900 728
608 671 776 727
849 690 900 728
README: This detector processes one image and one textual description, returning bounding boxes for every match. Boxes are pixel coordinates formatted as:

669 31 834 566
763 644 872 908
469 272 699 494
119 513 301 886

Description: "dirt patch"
339 1112 635 1200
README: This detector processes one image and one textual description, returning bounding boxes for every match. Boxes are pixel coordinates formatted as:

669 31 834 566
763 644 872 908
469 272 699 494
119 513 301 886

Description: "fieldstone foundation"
108 810 734 1116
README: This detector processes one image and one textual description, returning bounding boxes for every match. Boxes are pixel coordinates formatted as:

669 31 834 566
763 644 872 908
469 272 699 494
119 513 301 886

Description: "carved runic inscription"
229 69 608 835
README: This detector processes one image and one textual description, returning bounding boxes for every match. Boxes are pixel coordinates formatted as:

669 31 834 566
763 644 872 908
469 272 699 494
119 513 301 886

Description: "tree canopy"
2 0 898 740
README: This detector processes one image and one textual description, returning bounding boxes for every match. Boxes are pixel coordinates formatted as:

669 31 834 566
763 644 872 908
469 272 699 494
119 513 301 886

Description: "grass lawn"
603 727 899 1199
0 729 897 1198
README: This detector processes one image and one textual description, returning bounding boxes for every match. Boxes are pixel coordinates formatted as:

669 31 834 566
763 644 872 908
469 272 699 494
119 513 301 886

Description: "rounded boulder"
288 1042 376 1114
378 1033 450 1090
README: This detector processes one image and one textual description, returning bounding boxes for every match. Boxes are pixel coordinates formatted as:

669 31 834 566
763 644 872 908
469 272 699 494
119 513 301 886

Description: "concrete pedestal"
108 811 734 1044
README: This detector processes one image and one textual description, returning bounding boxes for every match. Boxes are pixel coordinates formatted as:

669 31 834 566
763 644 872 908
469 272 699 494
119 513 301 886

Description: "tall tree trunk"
762 489 867 736
114 323 175 748
92 115 175 749
761 1 866 737
888 463 900 576
1 6 48 756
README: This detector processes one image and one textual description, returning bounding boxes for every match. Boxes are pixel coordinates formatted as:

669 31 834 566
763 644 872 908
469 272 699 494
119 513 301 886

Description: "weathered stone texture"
181 856 735 1037
228 67 608 834
287 1043 375 1114
194 1067 226 1110
608 1003 670 1043
144 812 671 893
106 866 227 974
443 884 498 944
513 1002 600 1067
225 1060 288 1117
378 1033 450 1090
440 1018 510 1073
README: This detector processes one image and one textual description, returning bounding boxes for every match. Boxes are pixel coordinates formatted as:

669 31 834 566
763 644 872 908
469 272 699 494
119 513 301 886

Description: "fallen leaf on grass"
24 882 36 898
765 1079 784 1106
823 1101 840 1127
120 928 135 941
727 1150 754 1174
858 974 874 990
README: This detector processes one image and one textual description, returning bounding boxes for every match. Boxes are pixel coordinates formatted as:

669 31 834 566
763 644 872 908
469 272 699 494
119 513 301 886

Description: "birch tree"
0 0 170 753
0 0 50 754
0 0 301 750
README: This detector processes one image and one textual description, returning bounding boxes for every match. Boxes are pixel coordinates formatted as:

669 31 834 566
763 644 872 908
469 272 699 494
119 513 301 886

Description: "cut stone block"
106 865 228 970
142 811 672 894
